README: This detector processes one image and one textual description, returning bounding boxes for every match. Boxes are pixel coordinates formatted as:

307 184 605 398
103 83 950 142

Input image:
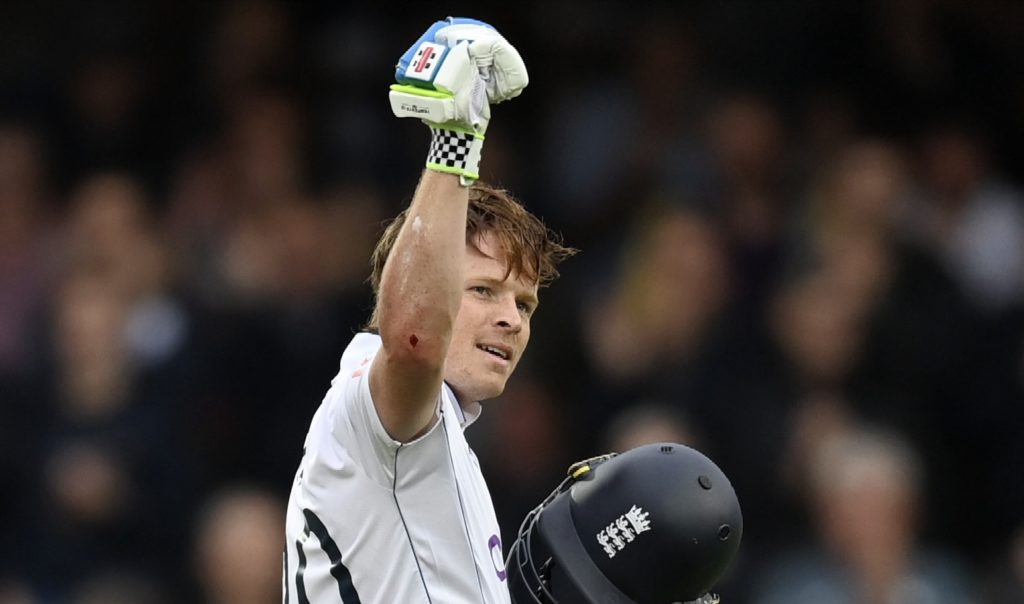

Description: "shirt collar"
444 381 483 428
457 400 483 428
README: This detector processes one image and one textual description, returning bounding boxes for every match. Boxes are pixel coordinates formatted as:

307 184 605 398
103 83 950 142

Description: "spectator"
603 402 702 453
0 581 35 604
581 204 732 423
193 486 285 604
0 122 55 375
984 524 1024 604
70 571 169 604
754 426 976 604
905 124 1024 314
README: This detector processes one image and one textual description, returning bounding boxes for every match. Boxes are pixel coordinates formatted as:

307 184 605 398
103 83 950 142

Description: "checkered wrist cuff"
426 127 483 185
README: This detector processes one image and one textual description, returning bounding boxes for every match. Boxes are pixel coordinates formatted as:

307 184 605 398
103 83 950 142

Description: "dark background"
1 1 1023 602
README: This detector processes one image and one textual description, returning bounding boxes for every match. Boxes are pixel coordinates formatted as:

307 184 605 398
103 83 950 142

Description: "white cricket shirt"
283 333 511 604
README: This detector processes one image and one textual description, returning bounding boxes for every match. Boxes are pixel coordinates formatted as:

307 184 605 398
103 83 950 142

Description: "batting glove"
389 17 528 185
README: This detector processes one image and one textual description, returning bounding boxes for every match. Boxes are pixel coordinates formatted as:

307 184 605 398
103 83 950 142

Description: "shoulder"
327 332 381 386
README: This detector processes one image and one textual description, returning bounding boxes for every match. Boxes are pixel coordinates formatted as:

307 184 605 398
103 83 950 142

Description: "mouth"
476 343 512 362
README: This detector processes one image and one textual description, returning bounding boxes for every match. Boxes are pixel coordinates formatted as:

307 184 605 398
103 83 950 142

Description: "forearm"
377 170 468 363
369 17 527 440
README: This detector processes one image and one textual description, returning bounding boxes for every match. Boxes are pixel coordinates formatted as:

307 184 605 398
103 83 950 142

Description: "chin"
455 377 508 403
481 383 508 402
473 379 507 403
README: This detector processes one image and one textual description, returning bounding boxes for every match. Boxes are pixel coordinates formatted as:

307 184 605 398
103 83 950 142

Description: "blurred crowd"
1 1 1023 602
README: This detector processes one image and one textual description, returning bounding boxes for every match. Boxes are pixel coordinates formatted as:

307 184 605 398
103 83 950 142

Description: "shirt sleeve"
325 347 442 487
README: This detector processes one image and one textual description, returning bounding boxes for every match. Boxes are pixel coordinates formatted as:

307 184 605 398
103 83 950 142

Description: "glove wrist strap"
426 126 483 186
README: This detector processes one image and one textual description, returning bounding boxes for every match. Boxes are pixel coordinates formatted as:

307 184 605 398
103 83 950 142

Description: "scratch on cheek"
409 334 418 348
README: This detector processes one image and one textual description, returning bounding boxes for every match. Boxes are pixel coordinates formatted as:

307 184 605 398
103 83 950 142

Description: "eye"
517 301 535 316
471 286 491 296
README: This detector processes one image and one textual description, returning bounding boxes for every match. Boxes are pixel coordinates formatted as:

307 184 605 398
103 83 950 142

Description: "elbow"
379 316 452 372
375 278 458 369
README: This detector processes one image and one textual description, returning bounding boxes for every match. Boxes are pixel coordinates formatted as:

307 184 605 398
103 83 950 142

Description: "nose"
496 318 521 333
495 298 523 333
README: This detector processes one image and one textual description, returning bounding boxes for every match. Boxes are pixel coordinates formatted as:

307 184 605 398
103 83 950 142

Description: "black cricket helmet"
506 443 742 604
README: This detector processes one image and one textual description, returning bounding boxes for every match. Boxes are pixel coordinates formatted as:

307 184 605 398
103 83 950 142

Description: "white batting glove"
389 18 528 185
430 21 529 104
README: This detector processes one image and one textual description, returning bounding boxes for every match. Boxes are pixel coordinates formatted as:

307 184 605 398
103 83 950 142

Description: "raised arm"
370 18 528 441
371 172 467 441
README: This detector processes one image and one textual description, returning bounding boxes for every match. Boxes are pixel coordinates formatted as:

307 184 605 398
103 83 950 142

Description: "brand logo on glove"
596 505 652 558
404 42 446 81
400 103 431 115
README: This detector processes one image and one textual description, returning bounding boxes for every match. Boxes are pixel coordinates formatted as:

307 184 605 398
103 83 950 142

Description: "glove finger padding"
434 19 529 102
468 37 528 103
434 23 528 103
434 20 503 50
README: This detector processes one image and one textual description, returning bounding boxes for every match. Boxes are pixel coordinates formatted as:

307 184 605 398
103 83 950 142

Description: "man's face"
445 232 539 403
